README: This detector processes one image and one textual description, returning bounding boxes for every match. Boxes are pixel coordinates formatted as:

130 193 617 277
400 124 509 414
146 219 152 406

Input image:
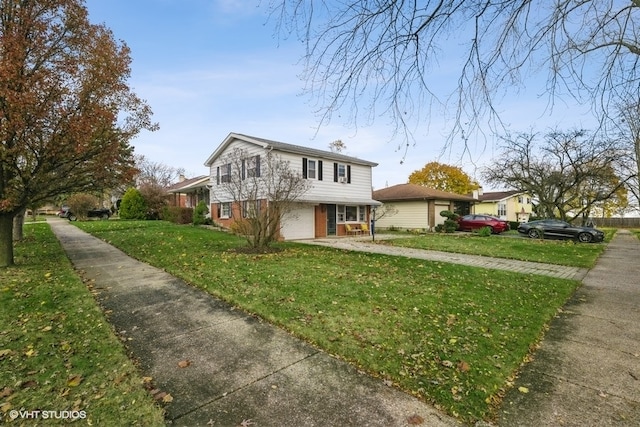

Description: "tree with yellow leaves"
408 162 479 195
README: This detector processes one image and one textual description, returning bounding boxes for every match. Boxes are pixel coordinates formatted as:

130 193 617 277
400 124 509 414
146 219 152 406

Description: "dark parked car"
456 214 510 234
517 219 604 243
58 206 111 221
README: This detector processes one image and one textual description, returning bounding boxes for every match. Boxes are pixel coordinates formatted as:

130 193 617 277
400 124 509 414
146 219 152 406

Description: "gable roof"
373 183 476 202
166 175 209 193
204 132 378 167
477 190 521 202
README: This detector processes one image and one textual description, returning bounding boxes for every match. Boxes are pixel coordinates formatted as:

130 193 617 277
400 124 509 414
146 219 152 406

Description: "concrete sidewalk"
496 229 640 426
48 218 459 427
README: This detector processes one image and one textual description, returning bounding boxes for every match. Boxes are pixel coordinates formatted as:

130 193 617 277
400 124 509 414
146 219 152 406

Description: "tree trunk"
13 208 26 241
0 213 15 267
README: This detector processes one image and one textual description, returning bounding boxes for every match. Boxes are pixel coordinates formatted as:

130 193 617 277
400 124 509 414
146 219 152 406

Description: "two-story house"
472 189 533 222
204 133 380 239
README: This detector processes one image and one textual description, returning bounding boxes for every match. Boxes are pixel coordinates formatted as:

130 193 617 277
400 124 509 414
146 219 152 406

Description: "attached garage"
280 204 315 240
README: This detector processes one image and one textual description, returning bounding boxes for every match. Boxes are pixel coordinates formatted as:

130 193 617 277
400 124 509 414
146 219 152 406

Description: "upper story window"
518 195 531 204
333 162 351 183
308 160 316 179
217 163 231 184
497 203 507 217
302 158 323 180
243 155 261 179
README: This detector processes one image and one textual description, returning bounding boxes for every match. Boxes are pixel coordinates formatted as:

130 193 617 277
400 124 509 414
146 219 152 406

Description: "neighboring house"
372 183 476 230
204 133 380 239
472 189 532 222
166 175 210 209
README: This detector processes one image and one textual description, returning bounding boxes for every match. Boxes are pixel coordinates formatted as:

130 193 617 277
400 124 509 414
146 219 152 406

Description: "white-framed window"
345 206 358 222
518 196 523 203
220 202 231 218
219 163 231 183
246 155 260 178
242 199 261 218
307 160 316 179
338 163 346 178
337 205 366 223
497 203 507 217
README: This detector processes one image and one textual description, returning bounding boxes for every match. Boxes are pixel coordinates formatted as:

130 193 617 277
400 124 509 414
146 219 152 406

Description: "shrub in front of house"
161 206 194 224
119 188 148 220
193 200 210 225
439 210 460 233
474 226 492 237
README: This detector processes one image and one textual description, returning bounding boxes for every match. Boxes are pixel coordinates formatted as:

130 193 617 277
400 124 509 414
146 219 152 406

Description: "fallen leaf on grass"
407 414 424 425
518 386 529 393
177 360 191 368
0 349 13 358
21 380 37 389
238 420 254 427
162 394 174 403
0 387 13 398
457 361 470 372
67 375 83 387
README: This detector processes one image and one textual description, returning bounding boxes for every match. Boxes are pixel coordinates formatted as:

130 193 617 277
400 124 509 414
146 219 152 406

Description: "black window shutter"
216 166 220 185
255 155 261 177
333 163 338 182
241 159 246 180
318 160 323 181
302 157 307 179
347 165 351 183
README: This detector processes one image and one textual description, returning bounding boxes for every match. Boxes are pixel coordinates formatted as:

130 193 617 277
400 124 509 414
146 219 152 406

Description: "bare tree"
482 130 632 222
328 139 347 153
268 1 640 149
135 155 185 188
613 101 640 210
215 148 311 249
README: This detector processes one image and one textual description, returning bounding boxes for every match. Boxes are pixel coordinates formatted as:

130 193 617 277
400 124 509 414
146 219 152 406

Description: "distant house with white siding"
204 133 379 239
372 183 476 231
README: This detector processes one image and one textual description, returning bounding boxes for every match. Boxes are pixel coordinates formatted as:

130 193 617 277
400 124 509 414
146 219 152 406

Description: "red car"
456 214 510 234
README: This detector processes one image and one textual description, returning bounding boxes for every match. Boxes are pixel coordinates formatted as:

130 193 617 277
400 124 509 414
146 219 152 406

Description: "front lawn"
377 230 614 268
75 220 581 423
0 224 165 426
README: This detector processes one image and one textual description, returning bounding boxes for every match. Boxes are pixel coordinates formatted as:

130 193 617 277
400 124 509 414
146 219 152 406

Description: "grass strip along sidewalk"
376 230 614 268
75 220 584 423
0 223 165 426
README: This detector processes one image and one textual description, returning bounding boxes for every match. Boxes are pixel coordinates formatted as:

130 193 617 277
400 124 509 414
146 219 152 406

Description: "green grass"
0 223 165 426
74 220 582 423
377 230 615 268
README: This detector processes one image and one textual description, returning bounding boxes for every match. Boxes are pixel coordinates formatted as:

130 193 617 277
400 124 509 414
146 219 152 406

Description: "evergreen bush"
119 188 147 220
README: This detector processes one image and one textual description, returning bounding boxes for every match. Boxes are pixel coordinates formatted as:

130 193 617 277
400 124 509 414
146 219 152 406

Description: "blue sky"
84 0 598 190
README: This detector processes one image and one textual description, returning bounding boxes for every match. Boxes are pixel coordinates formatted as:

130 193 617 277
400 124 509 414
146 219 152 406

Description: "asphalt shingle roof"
372 183 476 202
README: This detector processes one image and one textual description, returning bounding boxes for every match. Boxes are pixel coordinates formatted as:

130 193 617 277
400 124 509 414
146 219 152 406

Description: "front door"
326 204 336 236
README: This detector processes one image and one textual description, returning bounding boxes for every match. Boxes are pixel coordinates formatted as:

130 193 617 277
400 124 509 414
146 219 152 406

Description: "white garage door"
280 204 315 240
